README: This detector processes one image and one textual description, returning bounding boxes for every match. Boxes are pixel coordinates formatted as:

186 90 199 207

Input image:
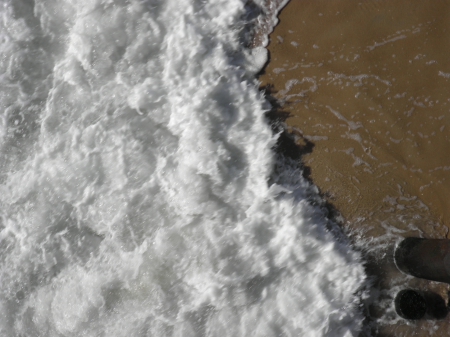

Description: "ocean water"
0 0 366 336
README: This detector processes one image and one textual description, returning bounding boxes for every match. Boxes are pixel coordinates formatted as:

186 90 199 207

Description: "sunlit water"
0 0 366 335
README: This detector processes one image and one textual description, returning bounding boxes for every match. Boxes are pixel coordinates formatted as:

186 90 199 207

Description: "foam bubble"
0 0 366 335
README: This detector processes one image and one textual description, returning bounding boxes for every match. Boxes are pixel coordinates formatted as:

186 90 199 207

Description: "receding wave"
0 0 366 335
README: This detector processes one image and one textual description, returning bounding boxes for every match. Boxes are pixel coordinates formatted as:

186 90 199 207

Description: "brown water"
260 1 450 335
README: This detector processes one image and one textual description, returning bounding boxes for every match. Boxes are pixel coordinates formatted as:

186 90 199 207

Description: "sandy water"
261 0 450 335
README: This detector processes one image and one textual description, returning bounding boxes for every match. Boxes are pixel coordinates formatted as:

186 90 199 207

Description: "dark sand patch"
260 1 450 335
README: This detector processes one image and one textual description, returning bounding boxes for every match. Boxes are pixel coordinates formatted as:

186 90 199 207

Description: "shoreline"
259 1 450 335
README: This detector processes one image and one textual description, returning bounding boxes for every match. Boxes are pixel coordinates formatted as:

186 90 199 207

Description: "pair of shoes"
394 238 450 320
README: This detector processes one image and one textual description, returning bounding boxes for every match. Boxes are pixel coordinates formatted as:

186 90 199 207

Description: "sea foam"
0 0 366 336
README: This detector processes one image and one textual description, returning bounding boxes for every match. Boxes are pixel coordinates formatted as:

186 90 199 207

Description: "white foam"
0 0 366 336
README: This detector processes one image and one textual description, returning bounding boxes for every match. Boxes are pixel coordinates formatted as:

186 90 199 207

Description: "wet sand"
260 1 450 335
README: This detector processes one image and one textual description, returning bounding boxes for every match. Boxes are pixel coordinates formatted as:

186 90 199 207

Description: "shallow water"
261 0 450 335
0 0 366 336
